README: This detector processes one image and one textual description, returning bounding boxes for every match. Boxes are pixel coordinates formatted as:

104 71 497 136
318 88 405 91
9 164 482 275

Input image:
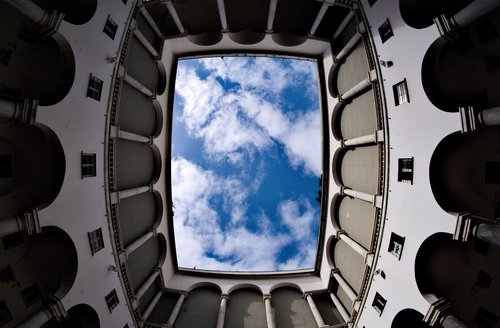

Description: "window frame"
86 74 103 101
88 228 105 255
81 152 97 178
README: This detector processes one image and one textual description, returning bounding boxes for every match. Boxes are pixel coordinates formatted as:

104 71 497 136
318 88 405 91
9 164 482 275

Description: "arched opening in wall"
391 308 433 328
422 12 500 113
41 304 100 328
332 147 347 187
337 194 377 251
328 62 341 98
429 128 500 219
118 191 163 246
117 83 164 138
146 292 179 325
399 0 472 29
0 225 78 326
30 0 98 25
338 90 378 141
331 102 346 141
115 140 161 190
336 41 369 96
125 37 164 95
12 32 76 106
271 32 307 47
333 238 366 295
225 288 266 327
271 287 317 328
174 286 220 328
341 145 380 195
326 235 336 269
228 30 266 45
127 235 163 292
0 123 65 217
312 292 346 326
415 232 500 327
138 278 163 318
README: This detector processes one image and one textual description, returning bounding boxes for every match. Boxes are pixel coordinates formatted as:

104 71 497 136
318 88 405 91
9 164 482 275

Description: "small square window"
87 75 103 101
0 301 13 326
378 19 393 43
88 228 104 255
393 79 409 106
105 289 119 312
398 157 413 184
103 15 118 40
2 231 24 250
21 283 41 307
485 161 500 184
82 152 97 178
372 292 387 316
0 155 12 178
388 232 405 260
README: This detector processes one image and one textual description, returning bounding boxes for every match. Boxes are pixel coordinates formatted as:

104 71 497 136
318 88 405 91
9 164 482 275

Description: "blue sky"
171 56 321 271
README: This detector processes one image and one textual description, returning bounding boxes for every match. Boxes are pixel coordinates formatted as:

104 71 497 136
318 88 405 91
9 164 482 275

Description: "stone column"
333 11 355 40
2 0 62 35
131 18 159 58
166 292 186 326
343 130 383 147
340 70 377 102
0 209 41 237
337 232 373 266
332 269 357 304
110 185 151 204
164 0 185 34
266 0 278 32
330 292 350 323
474 223 500 247
139 6 162 37
125 231 155 257
264 295 276 328
452 0 500 29
440 314 469 328
135 269 160 299
305 294 327 328
118 66 154 97
18 309 52 328
342 188 382 208
216 294 229 328
142 291 162 321
335 33 361 62
110 126 151 143
478 106 500 127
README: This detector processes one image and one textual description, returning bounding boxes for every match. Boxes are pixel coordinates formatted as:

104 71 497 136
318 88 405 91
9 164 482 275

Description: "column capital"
453 212 474 242
263 294 272 300
221 294 229 300
335 229 346 239
424 297 451 326
331 268 341 276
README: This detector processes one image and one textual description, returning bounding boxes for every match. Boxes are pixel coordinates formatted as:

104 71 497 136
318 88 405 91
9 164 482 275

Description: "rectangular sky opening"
171 55 322 272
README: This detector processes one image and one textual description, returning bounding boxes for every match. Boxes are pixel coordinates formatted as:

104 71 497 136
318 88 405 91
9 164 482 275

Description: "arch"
328 61 341 98
341 145 380 195
115 140 161 190
429 128 500 219
337 195 377 250
331 101 347 141
329 193 343 231
339 90 378 140
187 31 223 46
187 281 222 293
269 282 303 294
228 283 262 294
147 292 180 325
336 41 369 96
125 38 163 94
127 235 163 291
312 292 347 326
157 61 167 95
272 287 317 328
332 147 347 187
333 238 365 293
224 288 266 328
118 191 163 246
272 31 307 47
228 30 266 45
391 308 431 328
42 303 100 328
415 232 500 326
152 99 164 138
0 123 65 217
326 235 336 269
157 233 167 267
9 32 75 106
174 286 220 328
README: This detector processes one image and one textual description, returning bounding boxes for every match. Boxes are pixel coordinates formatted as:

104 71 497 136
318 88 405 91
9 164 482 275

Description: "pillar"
267 0 278 32
142 291 162 321
333 11 355 40
338 232 372 265
18 309 52 328
474 223 500 247
332 269 357 304
125 231 155 257
164 0 185 34
335 33 361 62
131 19 159 58
440 314 468 328
166 292 186 326
139 6 162 37
342 188 382 208
216 294 228 328
340 70 377 102
111 185 151 204
309 3 329 36
0 98 37 125
118 66 154 97
330 292 350 323
216 0 228 31
452 0 500 30
305 294 327 328
478 106 500 127
135 269 160 299
110 126 151 143
2 0 62 35
343 130 383 147
264 295 276 328
0 209 41 237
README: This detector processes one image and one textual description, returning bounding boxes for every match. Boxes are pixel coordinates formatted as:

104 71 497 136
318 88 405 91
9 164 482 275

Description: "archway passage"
391 309 434 328
415 233 500 327
174 286 220 328
225 288 266 328
430 128 500 219
41 304 100 328
272 287 317 328
399 0 472 29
